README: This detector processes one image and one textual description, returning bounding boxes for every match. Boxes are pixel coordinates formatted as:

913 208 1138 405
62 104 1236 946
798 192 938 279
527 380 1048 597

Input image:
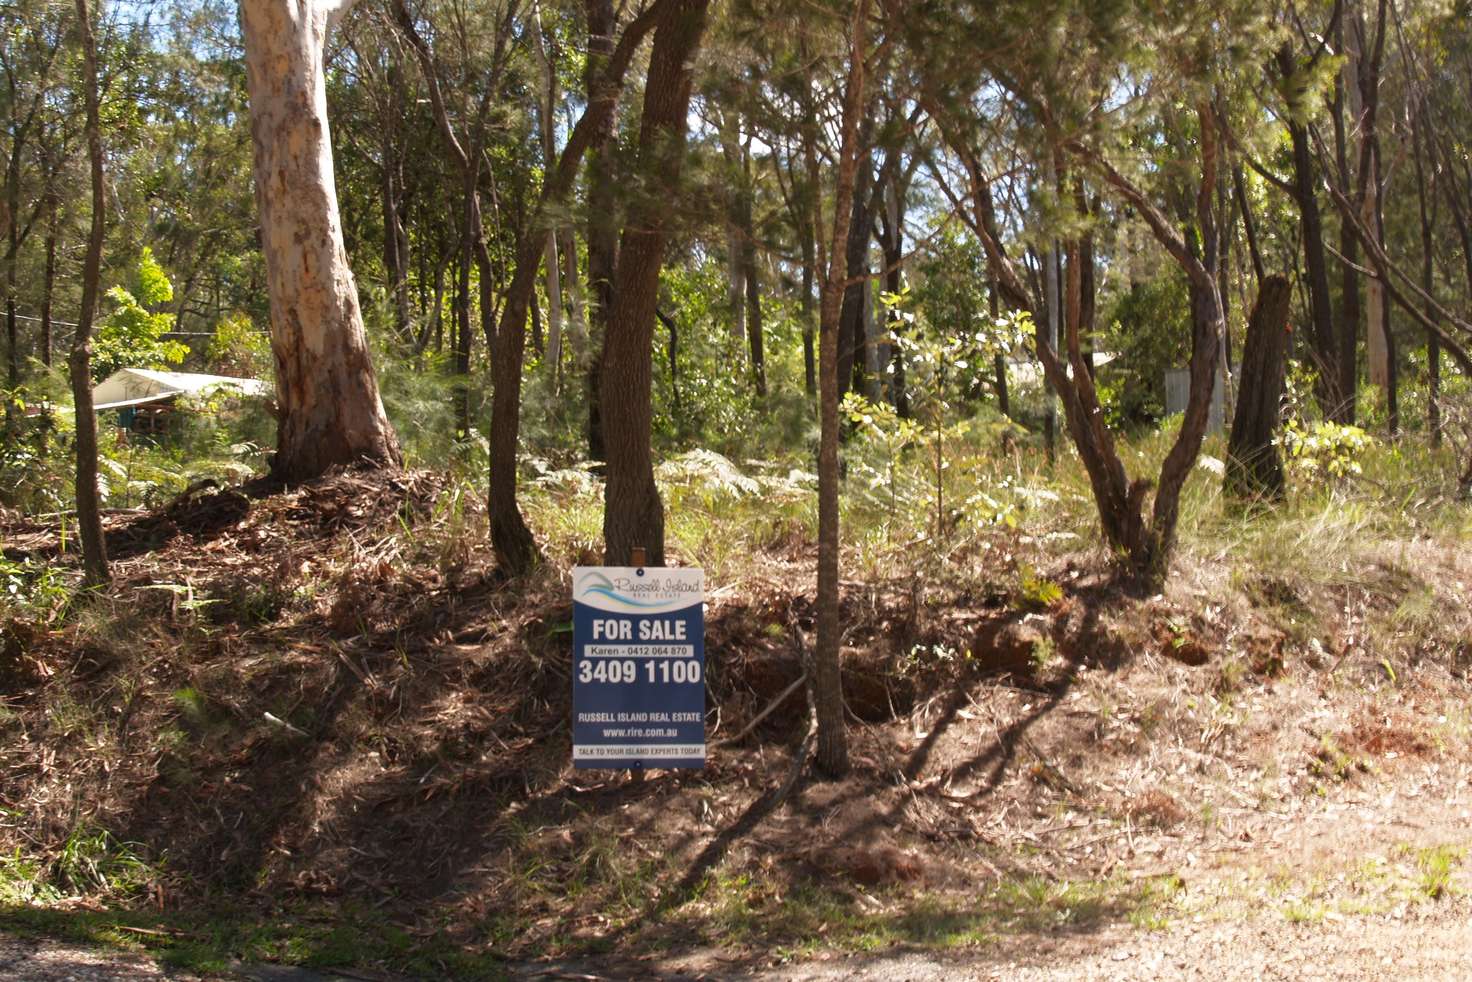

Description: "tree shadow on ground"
8 498 1152 975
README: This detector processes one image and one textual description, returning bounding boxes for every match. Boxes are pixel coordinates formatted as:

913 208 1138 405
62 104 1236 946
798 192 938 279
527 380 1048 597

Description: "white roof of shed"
1007 351 1118 388
93 368 269 411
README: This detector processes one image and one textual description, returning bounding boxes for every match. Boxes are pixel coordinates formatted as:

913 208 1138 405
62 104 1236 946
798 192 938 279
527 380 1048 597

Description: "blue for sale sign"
572 566 705 769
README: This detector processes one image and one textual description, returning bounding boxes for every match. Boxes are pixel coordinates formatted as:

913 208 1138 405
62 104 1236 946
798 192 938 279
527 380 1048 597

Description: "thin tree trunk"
1363 152 1388 391
532 2 564 385
989 282 1009 417
1373 180 1398 435
726 221 746 345
381 130 409 341
730 131 766 397
561 229 587 362
1355 0 1391 414
1278 47 1345 422
545 233 562 374
801 220 817 397
1334 25 1363 423
530 280 544 355
5 141 20 390
241 0 400 480
413 250 450 356
1081 202 1098 378
836 138 874 404
814 1 868 780
1042 245 1060 463
879 177 907 414
40 201 56 368
721 112 747 350
600 0 709 566
455 215 473 436
70 0 109 587
744 246 766 397
658 307 681 420
1412 95 1441 445
1232 164 1266 285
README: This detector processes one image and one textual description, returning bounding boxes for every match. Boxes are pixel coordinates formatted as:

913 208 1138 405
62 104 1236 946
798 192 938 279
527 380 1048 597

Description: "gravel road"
762 897 1472 981
10 898 1472 982
0 932 212 981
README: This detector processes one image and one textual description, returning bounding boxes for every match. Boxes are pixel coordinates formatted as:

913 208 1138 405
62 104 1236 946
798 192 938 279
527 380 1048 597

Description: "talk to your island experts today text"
571 566 706 769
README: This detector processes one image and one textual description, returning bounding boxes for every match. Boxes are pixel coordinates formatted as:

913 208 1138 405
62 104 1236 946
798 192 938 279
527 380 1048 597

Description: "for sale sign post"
572 566 705 769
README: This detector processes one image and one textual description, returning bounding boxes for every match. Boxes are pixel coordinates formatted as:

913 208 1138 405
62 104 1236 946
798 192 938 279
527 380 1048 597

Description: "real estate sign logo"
571 566 706 769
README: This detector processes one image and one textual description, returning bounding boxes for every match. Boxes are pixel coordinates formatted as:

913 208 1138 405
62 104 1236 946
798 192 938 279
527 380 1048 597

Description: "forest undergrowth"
2 430 1471 978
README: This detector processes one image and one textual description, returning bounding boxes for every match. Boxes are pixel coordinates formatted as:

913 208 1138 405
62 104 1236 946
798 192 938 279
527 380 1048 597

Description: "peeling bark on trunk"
1226 275 1293 500
241 0 400 481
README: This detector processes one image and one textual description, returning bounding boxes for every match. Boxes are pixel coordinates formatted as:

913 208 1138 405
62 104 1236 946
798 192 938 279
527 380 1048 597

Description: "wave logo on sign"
575 571 667 609
573 567 703 615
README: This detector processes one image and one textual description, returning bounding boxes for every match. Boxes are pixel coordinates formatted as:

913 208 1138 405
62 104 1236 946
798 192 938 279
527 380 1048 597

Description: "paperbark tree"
69 0 107 587
240 0 401 481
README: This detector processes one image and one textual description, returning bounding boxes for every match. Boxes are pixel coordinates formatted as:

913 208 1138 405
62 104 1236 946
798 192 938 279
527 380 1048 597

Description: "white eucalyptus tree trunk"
240 0 400 480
